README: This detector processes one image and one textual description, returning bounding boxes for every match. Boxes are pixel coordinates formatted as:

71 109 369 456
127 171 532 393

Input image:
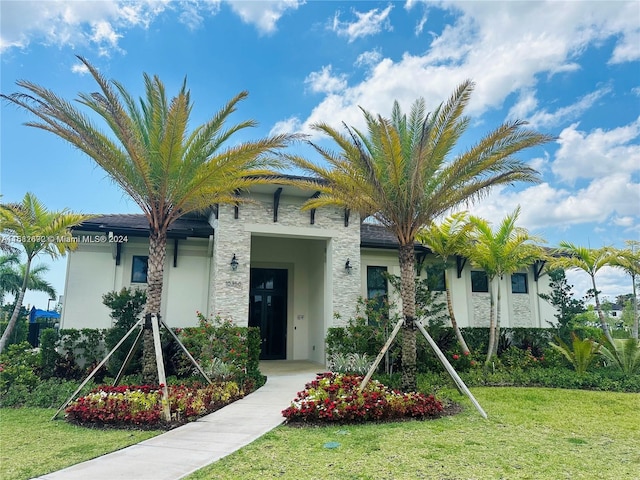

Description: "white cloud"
355 49 383 69
305 65 348 94
0 0 171 54
331 5 393 43
610 27 640 64
298 1 639 138
469 173 640 238
0 0 298 54
71 63 90 75
269 116 302 136
226 0 302 34
523 86 611 129
553 118 640 182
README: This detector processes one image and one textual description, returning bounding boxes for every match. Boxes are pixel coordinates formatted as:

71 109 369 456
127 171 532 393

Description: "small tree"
610 241 640 339
0 193 91 353
466 207 545 365
551 242 615 344
418 212 473 353
102 288 147 376
539 268 586 342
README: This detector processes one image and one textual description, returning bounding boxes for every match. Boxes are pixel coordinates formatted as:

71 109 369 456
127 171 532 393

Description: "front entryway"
249 268 287 359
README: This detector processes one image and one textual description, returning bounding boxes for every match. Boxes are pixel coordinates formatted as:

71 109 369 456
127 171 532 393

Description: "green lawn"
2 389 638 480
187 387 640 480
0 409 161 480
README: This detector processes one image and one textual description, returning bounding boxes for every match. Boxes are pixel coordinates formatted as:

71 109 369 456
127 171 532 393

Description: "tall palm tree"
466 207 545 364
0 258 56 304
609 241 639 339
288 81 552 391
0 193 90 352
551 242 615 344
2 56 292 382
417 212 473 354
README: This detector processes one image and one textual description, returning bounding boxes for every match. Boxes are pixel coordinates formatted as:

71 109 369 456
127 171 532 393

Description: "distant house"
60 176 556 363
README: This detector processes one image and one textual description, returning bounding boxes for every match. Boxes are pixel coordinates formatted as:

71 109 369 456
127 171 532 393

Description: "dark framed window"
131 256 148 283
367 266 388 325
471 271 489 292
431 269 446 292
511 273 528 294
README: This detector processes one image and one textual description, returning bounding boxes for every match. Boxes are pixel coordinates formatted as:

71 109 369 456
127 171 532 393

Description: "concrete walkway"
36 361 323 480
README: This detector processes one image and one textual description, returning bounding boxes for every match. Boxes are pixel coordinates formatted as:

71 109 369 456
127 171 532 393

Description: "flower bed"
65 382 243 429
282 373 444 424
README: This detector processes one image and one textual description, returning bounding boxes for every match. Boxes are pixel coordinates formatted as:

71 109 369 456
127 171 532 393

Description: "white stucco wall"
358 249 551 330
61 234 211 329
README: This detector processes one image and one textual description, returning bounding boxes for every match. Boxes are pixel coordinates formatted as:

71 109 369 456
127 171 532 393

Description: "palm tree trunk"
0 258 32 353
631 273 638 340
485 278 496 366
142 229 167 384
445 270 470 354
591 275 615 344
493 280 502 357
398 243 417 392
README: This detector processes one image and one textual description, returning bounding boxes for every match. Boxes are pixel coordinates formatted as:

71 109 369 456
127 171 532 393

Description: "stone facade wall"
472 293 491 327
209 208 252 325
209 191 361 328
510 295 532 327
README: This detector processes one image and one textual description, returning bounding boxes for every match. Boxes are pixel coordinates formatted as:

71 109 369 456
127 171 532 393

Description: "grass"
0 408 161 480
187 387 640 480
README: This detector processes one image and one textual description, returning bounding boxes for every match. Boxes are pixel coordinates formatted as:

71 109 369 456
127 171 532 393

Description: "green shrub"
598 337 640 375
176 313 261 385
549 334 600 375
39 328 60 379
0 342 40 394
102 287 147 376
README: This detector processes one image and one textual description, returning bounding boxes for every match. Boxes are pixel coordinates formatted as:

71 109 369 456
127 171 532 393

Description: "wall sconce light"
345 259 353 274
230 254 239 271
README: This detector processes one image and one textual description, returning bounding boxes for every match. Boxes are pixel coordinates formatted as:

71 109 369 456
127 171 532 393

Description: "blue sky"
1 0 639 310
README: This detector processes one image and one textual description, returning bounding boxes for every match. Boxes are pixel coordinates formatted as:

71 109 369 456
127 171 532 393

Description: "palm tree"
2 56 292 382
609 241 639 339
417 212 473 354
287 81 552 391
0 254 20 302
551 242 616 344
467 207 545 364
0 193 90 352
0 258 56 304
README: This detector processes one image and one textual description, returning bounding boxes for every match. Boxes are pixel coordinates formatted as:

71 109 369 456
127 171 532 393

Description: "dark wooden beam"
234 190 240 219
115 242 122 266
273 187 283 222
533 259 546 282
173 238 179 268
456 255 467 278
310 191 320 225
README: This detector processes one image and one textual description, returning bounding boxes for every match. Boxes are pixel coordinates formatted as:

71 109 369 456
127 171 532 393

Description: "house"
60 176 556 363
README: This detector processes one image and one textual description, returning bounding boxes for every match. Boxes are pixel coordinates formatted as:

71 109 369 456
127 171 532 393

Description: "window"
367 266 388 325
511 273 528 294
131 256 148 283
471 271 489 292
431 269 446 292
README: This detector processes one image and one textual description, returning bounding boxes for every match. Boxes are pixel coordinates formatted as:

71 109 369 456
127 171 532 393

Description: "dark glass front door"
249 268 287 360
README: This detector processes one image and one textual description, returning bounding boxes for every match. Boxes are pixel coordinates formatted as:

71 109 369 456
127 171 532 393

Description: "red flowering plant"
65 382 243 429
282 373 444 424
449 349 480 371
